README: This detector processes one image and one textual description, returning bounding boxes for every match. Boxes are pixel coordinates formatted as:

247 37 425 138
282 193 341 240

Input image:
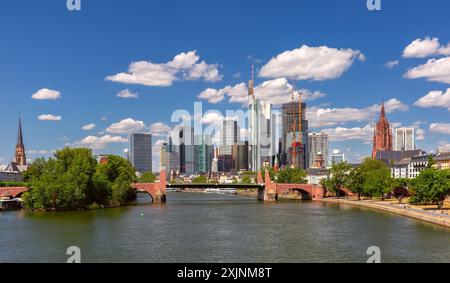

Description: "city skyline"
1 1 450 170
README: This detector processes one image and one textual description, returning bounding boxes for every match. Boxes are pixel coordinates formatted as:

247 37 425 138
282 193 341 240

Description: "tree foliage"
276 168 307 184
139 172 156 183
409 169 450 209
22 148 136 210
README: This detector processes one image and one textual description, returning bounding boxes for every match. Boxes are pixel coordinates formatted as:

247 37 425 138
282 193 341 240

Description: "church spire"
381 99 386 118
17 115 24 146
15 115 26 166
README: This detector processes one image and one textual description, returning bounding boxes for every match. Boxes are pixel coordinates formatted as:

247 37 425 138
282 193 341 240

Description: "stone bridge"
131 169 353 203
0 187 28 199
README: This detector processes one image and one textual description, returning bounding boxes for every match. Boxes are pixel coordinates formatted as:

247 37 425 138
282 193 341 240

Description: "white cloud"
198 78 325 106
404 56 450 84
38 114 62 121
299 89 327 101
117 89 138 99
150 122 172 137
106 118 146 134
259 45 365 81
403 37 450 58
430 123 450 135
322 125 374 142
414 89 450 111
82 123 96 131
202 112 224 126
32 88 61 100
106 51 222 87
307 98 408 128
384 60 399 69
27 150 54 155
74 135 128 150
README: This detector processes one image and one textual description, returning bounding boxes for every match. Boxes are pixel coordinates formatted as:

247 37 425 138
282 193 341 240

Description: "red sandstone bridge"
0 187 28 199
132 170 353 203
0 171 353 204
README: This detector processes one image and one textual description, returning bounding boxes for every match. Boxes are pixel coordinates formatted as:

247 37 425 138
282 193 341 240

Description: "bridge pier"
263 170 278 202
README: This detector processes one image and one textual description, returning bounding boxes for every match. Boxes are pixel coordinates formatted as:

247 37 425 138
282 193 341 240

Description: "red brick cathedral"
372 101 393 158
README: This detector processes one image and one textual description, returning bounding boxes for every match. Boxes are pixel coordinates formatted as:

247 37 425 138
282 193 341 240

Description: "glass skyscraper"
129 133 152 173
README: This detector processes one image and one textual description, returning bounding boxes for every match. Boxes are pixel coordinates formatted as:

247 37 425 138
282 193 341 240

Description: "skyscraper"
394 128 415 151
232 141 249 172
281 99 309 169
372 101 393 158
178 125 195 174
129 133 152 173
308 133 329 168
220 119 240 155
248 67 273 171
15 116 26 166
194 134 213 174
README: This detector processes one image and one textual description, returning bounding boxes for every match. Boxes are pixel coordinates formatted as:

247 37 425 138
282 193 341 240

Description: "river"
0 192 449 263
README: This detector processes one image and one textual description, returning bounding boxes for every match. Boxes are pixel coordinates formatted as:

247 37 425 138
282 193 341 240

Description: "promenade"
320 198 450 228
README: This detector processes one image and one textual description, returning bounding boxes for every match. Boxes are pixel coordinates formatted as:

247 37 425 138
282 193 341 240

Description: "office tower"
177 125 194 174
248 67 273 172
160 142 168 169
372 101 393 158
331 150 345 165
130 133 152 173
281 99 309 169
309 133 329 168
394 128 415 151
220 119 240 155
165 151 180 175
232 141 249 172
194 134 213 174
15 116 26 166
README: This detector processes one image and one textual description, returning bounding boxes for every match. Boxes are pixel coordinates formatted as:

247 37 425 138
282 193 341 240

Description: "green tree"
192 175 208 184
241 175 252 185
427 155 436 169
347 167 365 200
276 168 307 184
139 172 156 183
363 167 392 200
22 148 136 210
328 162 352 198
410 169 450 209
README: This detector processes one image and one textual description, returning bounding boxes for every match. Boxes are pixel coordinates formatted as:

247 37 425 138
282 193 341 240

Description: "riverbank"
319 198 450 228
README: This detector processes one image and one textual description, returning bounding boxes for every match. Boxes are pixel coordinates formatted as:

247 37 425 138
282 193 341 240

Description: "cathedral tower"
372 101 393 158
15 116 26 166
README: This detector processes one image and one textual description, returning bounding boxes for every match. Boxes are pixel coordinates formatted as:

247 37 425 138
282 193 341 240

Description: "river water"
0 192 449 263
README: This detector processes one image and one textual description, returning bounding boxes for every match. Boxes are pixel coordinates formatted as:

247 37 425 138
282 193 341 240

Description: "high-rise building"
129 133 152 173
220 119 240 155
194 134 213 174
15 116 26 166
394 128 415 151
281 99 309 169
248 67 274 171
309 133 329 168
160 142 168 169
330 150 345 165
176 125 195 174
232 142 249 172
165 151 180 175
372 101 393 158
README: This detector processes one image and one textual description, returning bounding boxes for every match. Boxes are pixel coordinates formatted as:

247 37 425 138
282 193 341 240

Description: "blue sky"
1 0 449 170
